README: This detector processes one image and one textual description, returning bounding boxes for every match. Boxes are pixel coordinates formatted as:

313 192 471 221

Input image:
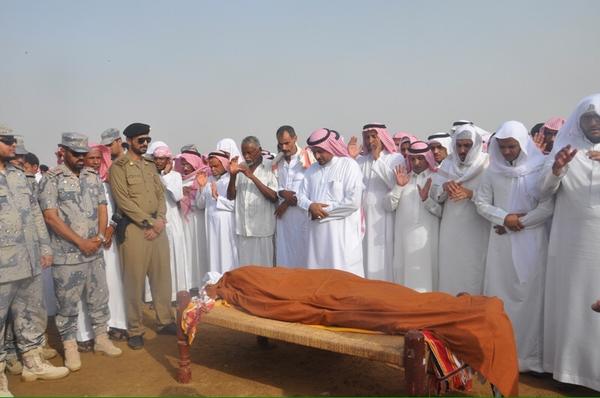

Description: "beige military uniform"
109 151 173 336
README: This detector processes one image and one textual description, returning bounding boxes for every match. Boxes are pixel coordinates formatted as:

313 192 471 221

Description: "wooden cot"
175 290 432 395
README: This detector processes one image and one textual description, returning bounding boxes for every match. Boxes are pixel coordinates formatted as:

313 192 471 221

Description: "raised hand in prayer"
533 131 546 153
347 136 362 159
494 225 507 235
274 201 289 218
196 172 208 188
210 181 218 200
552 145 577 176
163 159 173 174
309 202 329 220
587 150 600 162
503 213 526 232
417 178 432 202
394 165 410 187
229 156 240 175
592 300 600 312
238 163 253 178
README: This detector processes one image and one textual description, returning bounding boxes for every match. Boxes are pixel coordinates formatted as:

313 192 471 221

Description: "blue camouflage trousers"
53 258 110 341
0 274 46 362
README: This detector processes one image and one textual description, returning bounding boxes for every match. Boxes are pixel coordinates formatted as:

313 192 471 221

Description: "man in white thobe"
227 136 278 266
474 121 553 372
196 150 238 273
273 125 312 267
352 123 403 281
385 141 441 292
427 132 453 165
538 94 600 391
297 128 364 277
430 124 490 295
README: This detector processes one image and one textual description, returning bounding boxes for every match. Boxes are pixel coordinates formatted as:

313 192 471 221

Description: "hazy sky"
1 0 599 164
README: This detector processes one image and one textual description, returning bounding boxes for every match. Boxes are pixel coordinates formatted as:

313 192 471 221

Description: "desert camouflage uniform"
38 163 110 341
0 164 52 362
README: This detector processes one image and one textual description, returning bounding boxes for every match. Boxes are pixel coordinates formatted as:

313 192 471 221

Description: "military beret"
123 123 150 138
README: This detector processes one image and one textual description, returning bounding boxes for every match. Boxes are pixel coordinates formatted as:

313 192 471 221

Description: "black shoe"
157 323 178 336
127 335 144 350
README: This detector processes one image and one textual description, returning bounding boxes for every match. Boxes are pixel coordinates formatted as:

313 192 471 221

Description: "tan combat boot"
62 339 81 371
94 334 122 357
0 362 13 397
41 345 58 360
21 348 69 382
4 353 22 375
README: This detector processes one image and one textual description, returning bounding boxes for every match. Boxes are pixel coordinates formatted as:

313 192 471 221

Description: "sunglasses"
67 148 87 158
0 136 16 146
136 136 152 145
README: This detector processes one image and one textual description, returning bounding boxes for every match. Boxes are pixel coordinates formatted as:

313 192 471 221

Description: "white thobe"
196 172 238 273
180 179 209 289
234 161 278 266
357 151 404 281
384 169 441 292
431 169 490 295
538 148 600 390
298 156 365 277
77 182 127 340
275 153 308 267
475 169 553 372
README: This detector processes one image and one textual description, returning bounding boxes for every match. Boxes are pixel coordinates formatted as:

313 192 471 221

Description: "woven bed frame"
175 290 432 395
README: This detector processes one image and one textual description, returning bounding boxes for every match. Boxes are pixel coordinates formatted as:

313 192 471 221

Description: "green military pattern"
0 165 52 284
38 164 107 264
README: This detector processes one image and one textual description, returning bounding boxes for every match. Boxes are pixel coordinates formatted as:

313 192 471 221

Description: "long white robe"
431 167 490 295
275 153 308 267
297 156 364 277
77 182 127 340
196 172 238 273
357 151 404 281
181 178 208 289
234 161 278 267
384 169 441 292
539 148 600 390
475 169 553 372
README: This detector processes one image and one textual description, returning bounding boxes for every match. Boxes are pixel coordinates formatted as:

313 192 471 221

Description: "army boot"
0 362 12 397
21 348 69 382
41 345 58 360
4 353 22 375
62 340 81 371
94 334 122 357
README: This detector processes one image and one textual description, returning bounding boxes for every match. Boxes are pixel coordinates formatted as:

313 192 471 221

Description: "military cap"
180 144 201 156
14 135 28 155
61 132 89 153
100 128 121 145
123 123 150 138
0 124 13 136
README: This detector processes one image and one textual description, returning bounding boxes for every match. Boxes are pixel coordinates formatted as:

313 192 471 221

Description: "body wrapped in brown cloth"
209 266 519 396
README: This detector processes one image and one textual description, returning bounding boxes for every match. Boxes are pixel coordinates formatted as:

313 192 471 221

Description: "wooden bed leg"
176 290 192 384
404 330 428 396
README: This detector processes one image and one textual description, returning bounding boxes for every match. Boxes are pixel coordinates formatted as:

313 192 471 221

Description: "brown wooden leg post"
404 330 428 396
176 290 192 383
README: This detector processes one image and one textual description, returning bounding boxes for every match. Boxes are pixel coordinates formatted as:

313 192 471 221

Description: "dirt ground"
7 305 599 397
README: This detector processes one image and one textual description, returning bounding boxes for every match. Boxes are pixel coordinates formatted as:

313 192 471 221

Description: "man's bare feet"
591 300 600 312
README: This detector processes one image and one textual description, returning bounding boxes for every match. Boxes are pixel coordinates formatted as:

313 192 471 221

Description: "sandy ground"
7 305 599 397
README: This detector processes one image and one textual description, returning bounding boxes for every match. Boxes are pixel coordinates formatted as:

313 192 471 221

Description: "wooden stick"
404 330 428 396
176 290 192 383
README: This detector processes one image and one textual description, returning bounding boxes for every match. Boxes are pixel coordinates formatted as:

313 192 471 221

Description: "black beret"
123 123 150 138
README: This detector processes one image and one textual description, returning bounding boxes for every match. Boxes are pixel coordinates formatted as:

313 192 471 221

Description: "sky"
1 0 599 165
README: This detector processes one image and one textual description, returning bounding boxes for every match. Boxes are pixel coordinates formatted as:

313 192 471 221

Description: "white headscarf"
216 138 241 159
488 121 546 284
545 93 600 208
435 124 488 184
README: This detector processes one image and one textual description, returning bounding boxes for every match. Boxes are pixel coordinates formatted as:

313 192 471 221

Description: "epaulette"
46 166 65 178
114 156 129 167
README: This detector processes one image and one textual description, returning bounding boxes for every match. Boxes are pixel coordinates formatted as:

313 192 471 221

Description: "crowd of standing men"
0 93 599 396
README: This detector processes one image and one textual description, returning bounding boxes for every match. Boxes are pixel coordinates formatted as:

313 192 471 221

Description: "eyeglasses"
0 136 16 146
136 136 152 145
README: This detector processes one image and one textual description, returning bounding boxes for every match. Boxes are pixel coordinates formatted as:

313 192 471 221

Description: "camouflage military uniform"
109 151 174 337
0 164 52 362
38 163 110 341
